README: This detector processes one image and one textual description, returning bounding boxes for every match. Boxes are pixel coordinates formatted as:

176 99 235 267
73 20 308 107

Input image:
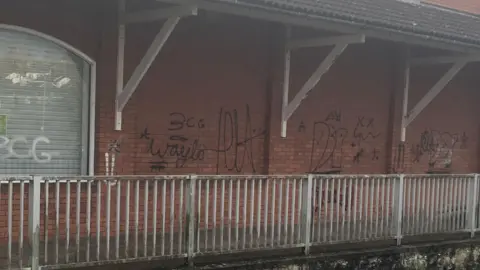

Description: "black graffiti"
325 109 341 122
352 147 380 164
298 121 306 133
212 105 265 173
308 112 381 172
352 116 380 147
460 132 468 149
141 112 207 169
107 139 121 153
168 112 205 131
412 129 460 169
139 128 150 139
149 161 168 172
140 105 265 174
140 124 206 169
353 148 364 164
411 144 423 163
349 116 381 164
393 142 406 173
372 148 380 160
309 120 348 173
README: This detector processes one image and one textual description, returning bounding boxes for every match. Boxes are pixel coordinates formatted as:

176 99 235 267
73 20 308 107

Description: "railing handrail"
1 173 478 182
2 173 478 180
3 173 480 269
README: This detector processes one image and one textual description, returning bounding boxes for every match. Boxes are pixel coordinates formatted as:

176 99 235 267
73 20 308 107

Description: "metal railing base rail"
1 173 480 269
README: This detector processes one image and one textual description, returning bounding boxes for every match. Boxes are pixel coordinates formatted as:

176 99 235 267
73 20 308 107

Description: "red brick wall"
100 8 480 176
102 12 480 176
268 38 396 174
109 14 480 175
2 0 476 177
0 0 104 60
127 15 271 175
405 63 480 173
424 0 480 14
1 0 480 252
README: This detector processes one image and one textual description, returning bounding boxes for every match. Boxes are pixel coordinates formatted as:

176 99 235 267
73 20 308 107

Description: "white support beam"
283 44 348 121
410 54 480 66
400 49 410 142
116 16 180 113
402 51 480 136
125 5 197 24
280 31 365 137
115 3 197 130
287 34 365 50
281 26 292 138
115 0 126 131
403 60 467 127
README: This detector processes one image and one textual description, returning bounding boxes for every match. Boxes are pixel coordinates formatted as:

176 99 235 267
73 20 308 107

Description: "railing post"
186 174 197 266
393 174 404 246
466 174 479 238
29 176 41 270
301 174 313 255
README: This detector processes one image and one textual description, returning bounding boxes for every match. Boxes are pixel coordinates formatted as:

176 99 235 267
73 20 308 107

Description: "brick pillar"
262 23 284 174
96 0 137 175
386 45 411 173
264 24 314 175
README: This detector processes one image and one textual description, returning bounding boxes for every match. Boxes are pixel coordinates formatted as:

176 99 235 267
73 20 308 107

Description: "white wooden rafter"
114 1 197 130
281 28 365 137
400 51 478 141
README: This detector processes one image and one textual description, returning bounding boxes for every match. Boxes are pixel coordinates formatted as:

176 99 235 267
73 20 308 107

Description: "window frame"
0 24 96 176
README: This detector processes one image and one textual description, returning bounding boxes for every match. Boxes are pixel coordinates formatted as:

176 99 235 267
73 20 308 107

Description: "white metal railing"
310 175 397 244
194 175 307 254
402 175 472 236
1 174 480 270
0 176 32 270
39 176 189 268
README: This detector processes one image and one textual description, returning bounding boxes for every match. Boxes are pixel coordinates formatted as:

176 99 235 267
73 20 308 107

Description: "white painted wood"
283 44 348 121
400 49 410 142
115 0 126 131
116 17 180 112
281 26 292 138
404 60 467 127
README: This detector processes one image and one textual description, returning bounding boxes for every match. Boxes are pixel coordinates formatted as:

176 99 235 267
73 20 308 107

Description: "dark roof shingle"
213 0 480 49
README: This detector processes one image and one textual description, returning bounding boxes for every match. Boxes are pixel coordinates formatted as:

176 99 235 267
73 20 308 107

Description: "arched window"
0 26 95 175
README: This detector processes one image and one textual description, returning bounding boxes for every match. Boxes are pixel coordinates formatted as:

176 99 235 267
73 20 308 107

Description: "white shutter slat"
0 29 87 176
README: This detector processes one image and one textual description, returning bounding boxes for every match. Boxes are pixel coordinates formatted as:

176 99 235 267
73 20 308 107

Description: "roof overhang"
117 0 480 137
155 0 480 54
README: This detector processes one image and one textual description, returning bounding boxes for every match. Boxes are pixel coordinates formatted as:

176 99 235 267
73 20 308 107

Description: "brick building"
1 1 480 269
0 0 480 178
425 0 480 14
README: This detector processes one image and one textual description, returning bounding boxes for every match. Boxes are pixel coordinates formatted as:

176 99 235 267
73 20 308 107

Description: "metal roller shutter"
0 28 89 175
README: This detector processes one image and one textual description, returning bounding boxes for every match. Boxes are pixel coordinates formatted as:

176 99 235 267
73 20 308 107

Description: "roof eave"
158 0 480 53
